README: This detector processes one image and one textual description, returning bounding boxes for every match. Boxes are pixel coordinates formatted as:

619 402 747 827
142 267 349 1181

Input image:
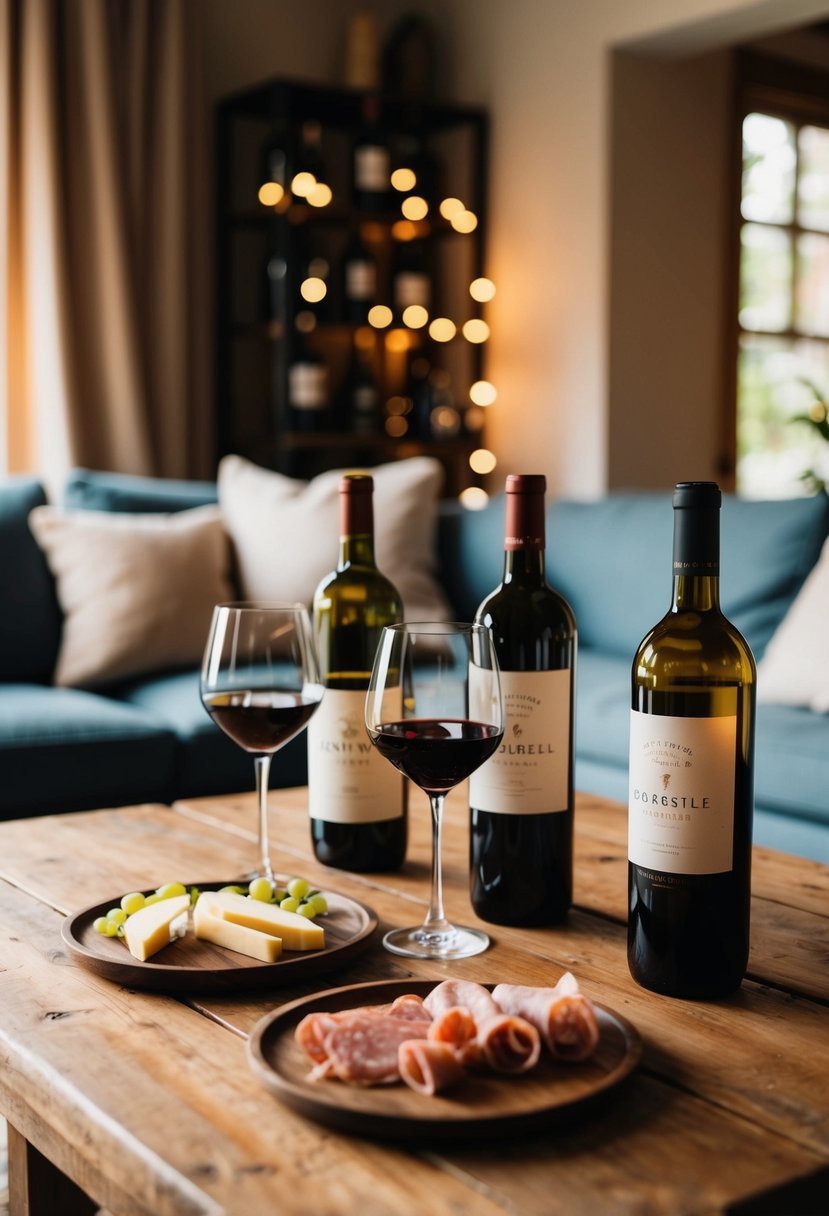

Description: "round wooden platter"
61 882 378 993
247 978 642 1142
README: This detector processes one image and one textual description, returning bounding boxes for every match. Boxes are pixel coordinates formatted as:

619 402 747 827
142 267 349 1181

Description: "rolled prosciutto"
424 979 540 1074
398 1039 465 1095
427 1005 481 1066
492 973 600 1062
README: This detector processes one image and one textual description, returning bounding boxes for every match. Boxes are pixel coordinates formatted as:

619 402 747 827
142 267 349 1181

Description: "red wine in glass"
368 719 502 794
204 690 320 754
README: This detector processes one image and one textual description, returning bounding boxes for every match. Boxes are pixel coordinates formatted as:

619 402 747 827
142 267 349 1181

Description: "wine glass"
200 602 324 884
365 621 504 960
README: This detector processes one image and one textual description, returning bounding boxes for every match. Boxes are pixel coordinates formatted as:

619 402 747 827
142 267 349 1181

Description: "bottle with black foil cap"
308 474 408 871
469 474 576 926
628 481 756 998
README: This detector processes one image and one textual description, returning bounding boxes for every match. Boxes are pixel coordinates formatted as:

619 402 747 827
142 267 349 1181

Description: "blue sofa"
3 468 828 863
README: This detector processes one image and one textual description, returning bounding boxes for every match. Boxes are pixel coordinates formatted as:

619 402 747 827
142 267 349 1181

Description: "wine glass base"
382 923 490 961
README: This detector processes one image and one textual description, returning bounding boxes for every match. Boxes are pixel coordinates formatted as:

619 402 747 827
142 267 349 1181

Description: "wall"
203 0 829 496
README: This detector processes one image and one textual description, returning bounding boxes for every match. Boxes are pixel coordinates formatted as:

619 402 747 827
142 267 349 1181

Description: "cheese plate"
62 882 378 992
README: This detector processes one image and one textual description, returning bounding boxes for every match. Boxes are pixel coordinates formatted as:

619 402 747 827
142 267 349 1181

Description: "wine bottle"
287 329 328 431
338 340 380 434
352 95 390 212
469 474 576 926
309 474 408 871
341 228 377 325
628 481 756 999
392 238 430 318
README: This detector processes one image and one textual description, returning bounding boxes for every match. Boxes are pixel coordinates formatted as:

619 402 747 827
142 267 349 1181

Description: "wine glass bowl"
365 621 504 960
200 602 324 884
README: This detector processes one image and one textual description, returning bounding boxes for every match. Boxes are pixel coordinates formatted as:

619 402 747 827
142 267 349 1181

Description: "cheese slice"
205 890 325 951
194 894 282 962
122 894 190 961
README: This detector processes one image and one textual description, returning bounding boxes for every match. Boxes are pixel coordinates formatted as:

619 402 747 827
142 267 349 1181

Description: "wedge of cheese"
205 889 325 951
194 893 282 962
123 894 190 961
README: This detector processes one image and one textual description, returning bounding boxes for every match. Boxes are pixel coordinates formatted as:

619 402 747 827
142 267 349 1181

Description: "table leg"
7 1123 98 1216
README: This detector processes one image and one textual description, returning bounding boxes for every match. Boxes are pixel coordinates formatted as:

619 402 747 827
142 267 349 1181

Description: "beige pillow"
757 535 829 713
218 454 451 621
29 505 234 688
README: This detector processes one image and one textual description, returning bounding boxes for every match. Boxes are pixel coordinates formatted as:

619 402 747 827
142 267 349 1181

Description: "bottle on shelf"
295 228 331 325
292 120 330 206
392 237 430 319
469 474 576 926
341 228 378 325
390 132 439 205
337 338 381 434
308 473 408 872
258 121 293 211
627 481 756 999
287 327 329 431
352 94 390 212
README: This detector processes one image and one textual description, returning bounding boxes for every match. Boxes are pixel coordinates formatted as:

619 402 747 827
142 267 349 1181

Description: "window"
735 59 829 498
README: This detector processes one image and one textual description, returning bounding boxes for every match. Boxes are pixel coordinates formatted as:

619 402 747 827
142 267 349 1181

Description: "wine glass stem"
254 754 274 884
423 793 452 934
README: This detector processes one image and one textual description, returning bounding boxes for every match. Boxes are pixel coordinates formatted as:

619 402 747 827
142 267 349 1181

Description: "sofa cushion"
63 467 218 513
218 454 452 621
547 492 829 661
437 497 505 621
28 505 234 688
0 684 176 816
116 669 308 796
0 477 62 682
754 704 829 824
756 536 829 712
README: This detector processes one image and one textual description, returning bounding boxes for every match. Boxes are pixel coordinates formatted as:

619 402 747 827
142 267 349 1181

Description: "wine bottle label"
628 710 737 875
355 145 389 190
394 271 430 310
308 688 404 823
289 363 327 409
345 260 377 300
469 669 571 814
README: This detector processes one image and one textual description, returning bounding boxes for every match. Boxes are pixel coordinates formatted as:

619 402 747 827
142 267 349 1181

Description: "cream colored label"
628 710 736 875
308 688 403 824
469 669 571 815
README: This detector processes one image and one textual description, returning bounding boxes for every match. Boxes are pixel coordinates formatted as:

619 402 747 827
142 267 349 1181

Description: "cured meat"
423 978 500 1023
492 973 600 1062
398 1039 465 1095
296 996 430 1065
321 1014 430 1086
424 980 540 1073
477 1014 541 1074
428 1005 480 1064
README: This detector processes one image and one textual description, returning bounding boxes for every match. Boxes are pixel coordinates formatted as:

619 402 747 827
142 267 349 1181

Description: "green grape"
106 908 127 926
218 884 245 895
279 896 300 913
297 902 318 919
308 893 328 915
93 916 109 934
143 893 163 906
287 877 310 900
271 888 287 904
101 919 120 937
248 877 273 902
120 892 145 916
156 882 187 900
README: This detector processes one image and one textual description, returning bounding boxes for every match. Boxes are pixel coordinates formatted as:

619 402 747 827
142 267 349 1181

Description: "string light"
291 170 316 198
451 210 478 233
307 182 332 208
391 167 416 192
258 182 285 207
300 277 327 304
460 486 490 510
469 448 497 475
402 305 429 329
469 277 496 302
462 319 490 343
385 415 408 437
368 305 393 328
429 318 456 342
402 196 428 221
469 380 497 406
440 197 465 220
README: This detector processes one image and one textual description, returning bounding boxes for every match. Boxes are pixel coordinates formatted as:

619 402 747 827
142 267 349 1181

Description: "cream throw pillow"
218 454 451 621
756 535 829 713
29 505 233 688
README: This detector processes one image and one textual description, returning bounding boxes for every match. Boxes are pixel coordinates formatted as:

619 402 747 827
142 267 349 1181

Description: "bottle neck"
503 546 545 584
339 486 376 568
339 532 376 568
503 487 546 585
671 503 720 611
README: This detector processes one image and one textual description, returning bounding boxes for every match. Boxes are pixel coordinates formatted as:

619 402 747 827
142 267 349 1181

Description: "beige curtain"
0 0 212 487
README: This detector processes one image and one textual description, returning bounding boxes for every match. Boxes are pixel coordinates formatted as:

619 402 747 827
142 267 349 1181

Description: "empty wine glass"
200 602 324 883
365 621 504 959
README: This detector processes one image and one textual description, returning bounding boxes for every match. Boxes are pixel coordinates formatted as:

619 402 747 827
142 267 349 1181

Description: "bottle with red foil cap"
469 474 576 925
308 473 407 871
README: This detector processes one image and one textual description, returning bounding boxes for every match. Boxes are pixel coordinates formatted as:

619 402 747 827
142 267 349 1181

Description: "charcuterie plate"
247 978 642 1141
62 882 377 993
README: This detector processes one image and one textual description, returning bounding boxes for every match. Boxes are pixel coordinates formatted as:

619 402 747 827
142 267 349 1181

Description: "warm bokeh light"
464 405 486 431
385 328 410 352
291 171 316 198
469 379 497 406
469 277 496 302
452 209 478 233
307 182 332 207
354 326 375 352
460 486 490 510
401 196 428 221
432 406 461 436
295 310 317 333
402 305 429 328
439 197 465 220
391 219 426 241
469 448 497 475
386 395 412 417
258 182 285 207
300 277 327 304
391 167 417 192
463 319 490 343
368 305 393 328
385 415 409 437
429 317 456 342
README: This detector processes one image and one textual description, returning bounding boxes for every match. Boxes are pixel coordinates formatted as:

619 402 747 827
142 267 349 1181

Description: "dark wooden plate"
61 882 378 992
247 978 642 1141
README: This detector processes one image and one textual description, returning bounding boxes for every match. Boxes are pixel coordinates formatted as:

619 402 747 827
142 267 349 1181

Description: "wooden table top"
0 786 827 1216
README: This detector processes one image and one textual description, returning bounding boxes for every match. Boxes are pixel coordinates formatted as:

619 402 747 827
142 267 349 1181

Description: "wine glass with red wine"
365 621 504 959
200 603 324 884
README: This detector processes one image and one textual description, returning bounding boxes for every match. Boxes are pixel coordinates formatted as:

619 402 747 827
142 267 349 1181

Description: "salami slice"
398 1039 465 1095
296 996 430 1066
323 1014 431 1086
492 973 600 1062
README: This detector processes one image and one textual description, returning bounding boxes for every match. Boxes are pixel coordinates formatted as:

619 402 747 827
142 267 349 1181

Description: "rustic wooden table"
0 786 827 1216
